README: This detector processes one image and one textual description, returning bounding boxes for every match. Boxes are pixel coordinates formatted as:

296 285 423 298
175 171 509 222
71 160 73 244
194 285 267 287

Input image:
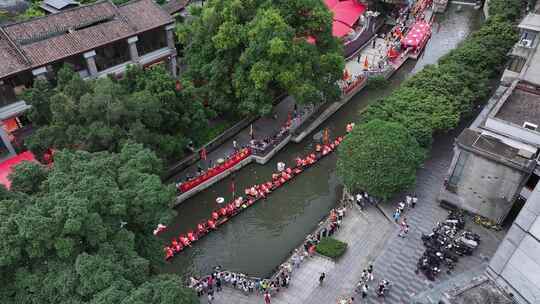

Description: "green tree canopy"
7 161 48 195
337 120 425 200
337 3 518 200
24 65 211 161
0 143 196 304
177 0 344 116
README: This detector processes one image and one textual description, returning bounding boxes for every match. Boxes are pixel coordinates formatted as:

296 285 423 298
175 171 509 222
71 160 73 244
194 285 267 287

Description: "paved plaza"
198 116 507 304
201 204 394 304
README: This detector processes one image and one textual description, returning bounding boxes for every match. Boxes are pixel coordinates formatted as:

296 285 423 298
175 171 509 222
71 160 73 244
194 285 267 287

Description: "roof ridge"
0 27 31 66
1 0 114 30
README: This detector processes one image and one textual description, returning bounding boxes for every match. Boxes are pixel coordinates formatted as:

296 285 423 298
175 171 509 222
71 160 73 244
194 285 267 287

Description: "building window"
447 151 470 192
95 40 131 71
137 28 167 56
0 84 17 107
507 56 526 73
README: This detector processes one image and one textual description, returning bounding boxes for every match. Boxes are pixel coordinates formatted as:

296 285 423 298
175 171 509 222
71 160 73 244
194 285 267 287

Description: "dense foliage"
337 120 425 200
315 237 348 259
177 0 345 116
337 8 519 198
0 143 197 304
24 65 210 162
488 0 525 22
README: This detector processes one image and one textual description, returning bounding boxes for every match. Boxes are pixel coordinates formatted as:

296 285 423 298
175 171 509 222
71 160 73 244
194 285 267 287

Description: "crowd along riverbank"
160 2 482 281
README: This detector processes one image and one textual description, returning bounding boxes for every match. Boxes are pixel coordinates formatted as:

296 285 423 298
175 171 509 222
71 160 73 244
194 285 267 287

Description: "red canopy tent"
332 20 352 37
324 0 339 9
401 20 431 49
332 1 366 27
0 151 37 189
324 0 366 38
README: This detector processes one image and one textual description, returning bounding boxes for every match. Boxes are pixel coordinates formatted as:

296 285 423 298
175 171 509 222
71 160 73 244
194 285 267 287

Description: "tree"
8 161 48 195
24 65 210 162
0 143 196 304
177 0 344 116
488 0 523 22
337 120 425 200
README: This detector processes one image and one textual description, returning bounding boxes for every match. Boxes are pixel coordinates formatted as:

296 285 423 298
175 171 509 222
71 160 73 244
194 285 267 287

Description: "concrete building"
486 180 540 303
438 8 540 224
0 0 177 159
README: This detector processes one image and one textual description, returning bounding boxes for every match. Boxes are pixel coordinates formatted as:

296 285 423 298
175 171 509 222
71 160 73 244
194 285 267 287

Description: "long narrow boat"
164 134 346 260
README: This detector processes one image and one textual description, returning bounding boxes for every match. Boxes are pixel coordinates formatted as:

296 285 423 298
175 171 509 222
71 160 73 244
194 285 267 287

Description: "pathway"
365 116 506 304
176 97 296 182
202 204 394 304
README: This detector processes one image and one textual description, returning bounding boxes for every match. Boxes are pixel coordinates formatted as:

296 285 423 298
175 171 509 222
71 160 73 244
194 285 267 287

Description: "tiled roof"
0 0 173 79
118 0 174 32
162 0 190 15
0 29 30 79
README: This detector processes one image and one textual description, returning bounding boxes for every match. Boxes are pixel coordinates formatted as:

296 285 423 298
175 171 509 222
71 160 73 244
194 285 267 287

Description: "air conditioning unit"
520 39 532 48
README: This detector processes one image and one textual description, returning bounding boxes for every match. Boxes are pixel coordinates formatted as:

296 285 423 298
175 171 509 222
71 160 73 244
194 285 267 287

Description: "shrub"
316 237 348 259
366 75 390 90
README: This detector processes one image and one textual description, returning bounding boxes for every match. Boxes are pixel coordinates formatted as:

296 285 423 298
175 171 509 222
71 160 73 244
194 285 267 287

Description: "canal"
160 4 483 278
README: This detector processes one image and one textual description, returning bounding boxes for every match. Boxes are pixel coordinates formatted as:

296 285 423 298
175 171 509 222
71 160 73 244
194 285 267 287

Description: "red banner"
179 148 251 193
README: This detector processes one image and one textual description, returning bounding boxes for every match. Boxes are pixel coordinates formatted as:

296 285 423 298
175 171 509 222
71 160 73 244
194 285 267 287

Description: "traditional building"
438 9 540 224
0 0 177 159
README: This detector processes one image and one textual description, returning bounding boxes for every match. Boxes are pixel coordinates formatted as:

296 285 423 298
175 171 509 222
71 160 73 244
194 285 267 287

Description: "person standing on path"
405 194 412 209
264 291 271 304
233 140 238 152
367 264 374 281
361 284 369 299
412 194 418 208
216 277 222 292
399 218 409 237
207 290 214 303
319 272 326 286
393 209 401 223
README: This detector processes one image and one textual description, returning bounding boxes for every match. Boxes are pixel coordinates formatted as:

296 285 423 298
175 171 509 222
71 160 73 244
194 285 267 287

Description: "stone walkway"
365 116 506 304
201 204 394 304
175 97 296 182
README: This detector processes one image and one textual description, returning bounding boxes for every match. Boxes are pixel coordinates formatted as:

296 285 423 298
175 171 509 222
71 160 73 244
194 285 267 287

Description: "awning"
332 21 353 38
0 100 31 121
0 151 37 189
401 21 430 48
332 1 366 27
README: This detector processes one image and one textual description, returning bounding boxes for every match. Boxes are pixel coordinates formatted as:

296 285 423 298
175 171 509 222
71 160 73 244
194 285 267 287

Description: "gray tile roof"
0 0 173 79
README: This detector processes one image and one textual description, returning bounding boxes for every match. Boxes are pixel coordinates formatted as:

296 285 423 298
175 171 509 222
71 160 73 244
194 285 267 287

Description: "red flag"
200 147 207 160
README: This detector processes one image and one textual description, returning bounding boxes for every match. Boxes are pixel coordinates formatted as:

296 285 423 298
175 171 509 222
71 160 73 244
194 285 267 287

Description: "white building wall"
488 182 540 304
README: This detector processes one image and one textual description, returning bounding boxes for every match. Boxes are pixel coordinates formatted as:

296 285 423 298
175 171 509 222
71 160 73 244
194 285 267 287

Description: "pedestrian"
361 269 368 282
356 193 364 209
367 264 374 281
207 292 214 303
216 277 222 292
264 291 271 304
412 194 418 208
393 208 401 223
233 140 238 152
406 194 412 209
319 272 326 285
361 284 368 299
372 37 377 48
357 55 361 63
